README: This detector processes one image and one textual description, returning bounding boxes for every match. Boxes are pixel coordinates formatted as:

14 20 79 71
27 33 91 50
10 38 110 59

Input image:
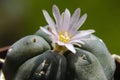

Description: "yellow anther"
59 31 71 43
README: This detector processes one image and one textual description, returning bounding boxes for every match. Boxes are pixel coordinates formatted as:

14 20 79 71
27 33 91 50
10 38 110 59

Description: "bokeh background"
0 0 120 54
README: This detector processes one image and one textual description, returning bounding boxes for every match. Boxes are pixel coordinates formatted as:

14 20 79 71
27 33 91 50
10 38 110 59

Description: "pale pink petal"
51 37 58 44
42 10 55 29
40 27 53 36
74 13 87 31
69 39 85 45
79 36 97 41
71 8 80 24
52 5 61 26
57 41 65 46
69 8 80 33
40 27 59 43
72 29 95 40
65 44 76 53
57 12 64 33
61 9 71 31
52 5 62 33
42 10 58 36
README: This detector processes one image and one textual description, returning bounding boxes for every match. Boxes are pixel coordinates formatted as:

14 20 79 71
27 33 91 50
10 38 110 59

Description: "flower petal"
40 27 59 43
57 41 65 46
79 36 97 41
69 39 85 45
42 10 55 29
61 8 71 31
72 29 95 40
65 44 76 54
58 12 64 32
52 5 62 33
42 10 58 35
69 8 80 33
71 8 80 24
40 27 53 36
52 5 61 26
74 13 87 31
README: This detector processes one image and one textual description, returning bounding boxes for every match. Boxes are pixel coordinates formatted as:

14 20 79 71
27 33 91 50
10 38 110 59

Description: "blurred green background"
0 0 120 54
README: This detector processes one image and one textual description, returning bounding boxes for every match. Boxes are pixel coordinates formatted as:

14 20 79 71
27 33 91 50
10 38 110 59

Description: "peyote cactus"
14 50 67 80
3 35 51 80
66 48 107 80
1 5 116 80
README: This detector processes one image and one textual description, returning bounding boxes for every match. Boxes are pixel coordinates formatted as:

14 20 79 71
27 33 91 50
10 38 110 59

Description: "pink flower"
40 5 95 54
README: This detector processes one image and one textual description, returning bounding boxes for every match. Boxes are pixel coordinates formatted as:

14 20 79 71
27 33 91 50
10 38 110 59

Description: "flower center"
59 31 71 43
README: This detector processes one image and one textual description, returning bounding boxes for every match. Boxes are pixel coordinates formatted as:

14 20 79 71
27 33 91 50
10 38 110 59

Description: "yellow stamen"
59 31 71 43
